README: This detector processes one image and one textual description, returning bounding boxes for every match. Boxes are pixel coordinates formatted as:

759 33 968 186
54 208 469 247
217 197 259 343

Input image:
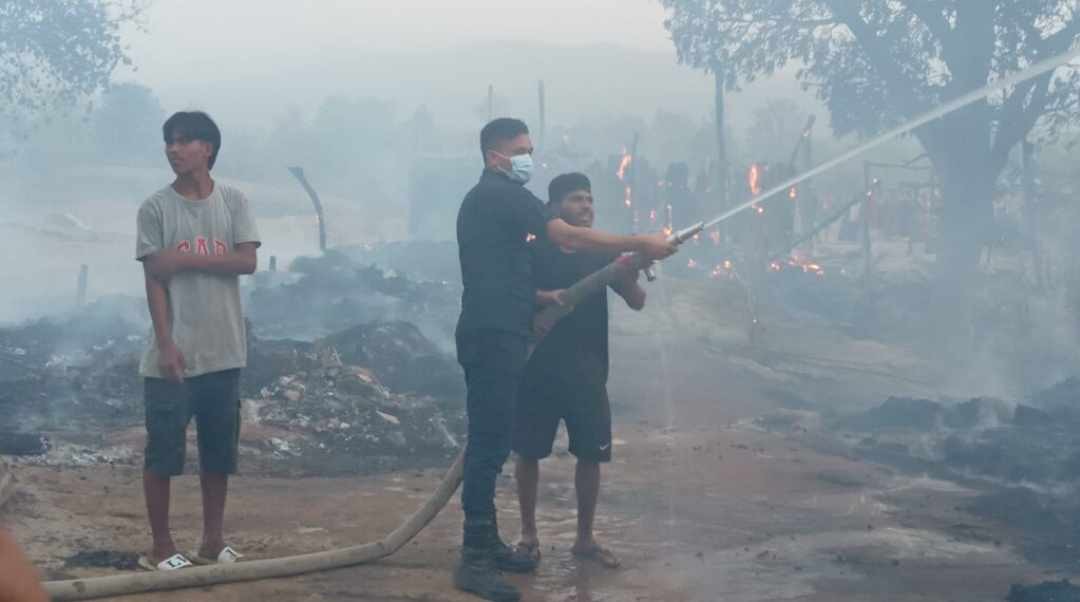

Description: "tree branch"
821 0 944 150
904 1 953 43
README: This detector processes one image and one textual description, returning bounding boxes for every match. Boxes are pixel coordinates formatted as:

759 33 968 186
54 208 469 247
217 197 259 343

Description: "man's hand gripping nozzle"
641 221 705 281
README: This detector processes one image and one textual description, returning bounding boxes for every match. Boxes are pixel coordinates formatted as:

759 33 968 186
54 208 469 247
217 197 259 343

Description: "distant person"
514 173 646 570
135 111 260 570
0 529 48 602
454 118 675 601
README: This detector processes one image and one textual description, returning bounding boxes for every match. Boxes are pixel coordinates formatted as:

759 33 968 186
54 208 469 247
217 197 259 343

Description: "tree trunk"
938 157 995 281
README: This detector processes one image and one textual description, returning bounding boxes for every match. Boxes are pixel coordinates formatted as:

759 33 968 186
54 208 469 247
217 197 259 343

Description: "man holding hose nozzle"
514 173 646 570
454 119 676 601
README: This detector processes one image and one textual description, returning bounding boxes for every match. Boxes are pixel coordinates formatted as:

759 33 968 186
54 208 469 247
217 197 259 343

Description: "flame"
769 260 782 272
747 163 762 196
754 204 765 215
616 148 632 181
710 259 736 280
778 254 826 276
624 186 632 208
687 258 698 269
788 186 797 200
649 209 657 222
709 229 721 246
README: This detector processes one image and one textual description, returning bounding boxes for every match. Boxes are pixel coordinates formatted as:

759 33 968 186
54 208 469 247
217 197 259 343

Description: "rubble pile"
0 300 146 434
827 381 1080 564
838 393 1080 484
0 295 466 474
243 321 465 474
248 250 460 342
342 241 460 285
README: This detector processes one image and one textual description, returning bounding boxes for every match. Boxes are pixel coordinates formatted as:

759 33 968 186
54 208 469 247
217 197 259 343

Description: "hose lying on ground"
43 449 465 601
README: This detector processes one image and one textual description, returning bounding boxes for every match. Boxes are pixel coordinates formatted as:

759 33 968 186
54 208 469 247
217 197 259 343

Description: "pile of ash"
0 298 146 435
248 250 459 343
241 321 465 475
341 241 460 285
1 303 465 474
836 388 1080 485
824 381 1080 566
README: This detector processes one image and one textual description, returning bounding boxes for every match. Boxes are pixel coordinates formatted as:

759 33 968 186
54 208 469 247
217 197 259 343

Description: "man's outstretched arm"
545 219 676 260
144 242 258 279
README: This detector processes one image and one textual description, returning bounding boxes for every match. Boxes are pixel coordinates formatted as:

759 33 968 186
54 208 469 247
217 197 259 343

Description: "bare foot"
198 540 225 560
572 540 620 568
151 540 178 563
515 535 541 563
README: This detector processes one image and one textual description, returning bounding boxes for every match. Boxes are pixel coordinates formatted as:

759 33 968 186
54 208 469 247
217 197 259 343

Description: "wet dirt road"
8 413 1062 602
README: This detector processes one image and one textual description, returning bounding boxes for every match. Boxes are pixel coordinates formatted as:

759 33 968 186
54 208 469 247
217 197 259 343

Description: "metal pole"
287 167 327 253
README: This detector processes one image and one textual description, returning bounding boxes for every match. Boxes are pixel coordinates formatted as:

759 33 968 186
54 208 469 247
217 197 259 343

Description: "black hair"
162 111 222 169
548 172 591 206
480 118 528 163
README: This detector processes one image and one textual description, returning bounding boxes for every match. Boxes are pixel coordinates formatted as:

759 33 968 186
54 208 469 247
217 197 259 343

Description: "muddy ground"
5 253 1078 601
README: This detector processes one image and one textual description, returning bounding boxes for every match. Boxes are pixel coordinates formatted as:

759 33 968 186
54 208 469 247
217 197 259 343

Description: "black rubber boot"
454 546 522 602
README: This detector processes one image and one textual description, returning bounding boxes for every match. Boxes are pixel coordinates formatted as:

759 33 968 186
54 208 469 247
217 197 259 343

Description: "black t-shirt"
524 239 616 388
456 169 555 337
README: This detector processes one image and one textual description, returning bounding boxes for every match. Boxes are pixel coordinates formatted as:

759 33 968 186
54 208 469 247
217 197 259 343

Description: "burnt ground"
3 243 1080 601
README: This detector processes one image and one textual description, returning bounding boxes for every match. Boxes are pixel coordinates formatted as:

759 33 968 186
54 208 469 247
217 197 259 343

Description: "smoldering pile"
249 249 460 343
0 252 467 475
754 378 1080 566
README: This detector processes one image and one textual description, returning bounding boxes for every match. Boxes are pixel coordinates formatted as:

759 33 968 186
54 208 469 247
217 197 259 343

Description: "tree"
93 82 163 164
661 0 1080 275
0 1 143 122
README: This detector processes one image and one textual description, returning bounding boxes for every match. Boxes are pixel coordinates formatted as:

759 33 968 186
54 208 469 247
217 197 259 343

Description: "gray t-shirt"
135 183 261 378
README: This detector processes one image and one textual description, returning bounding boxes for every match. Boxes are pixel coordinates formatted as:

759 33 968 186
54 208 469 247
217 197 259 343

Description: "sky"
125 0 676 58
116 0 730 128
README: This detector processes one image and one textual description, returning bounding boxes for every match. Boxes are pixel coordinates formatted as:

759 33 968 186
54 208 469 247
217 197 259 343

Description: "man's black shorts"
513 376 612 463
144 368 241 477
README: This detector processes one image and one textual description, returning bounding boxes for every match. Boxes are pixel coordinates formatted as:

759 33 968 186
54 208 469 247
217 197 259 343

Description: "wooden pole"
712 66 728 211
76 264 88 307
487 84 494 121
537 80 546 152
287 167 327 253
862 162 874 286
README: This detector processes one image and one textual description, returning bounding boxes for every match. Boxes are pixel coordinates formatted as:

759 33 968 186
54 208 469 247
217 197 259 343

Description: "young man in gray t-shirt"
134 111 260 571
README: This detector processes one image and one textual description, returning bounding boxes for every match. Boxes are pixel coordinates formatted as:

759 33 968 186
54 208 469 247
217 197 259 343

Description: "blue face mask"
497 152 534 184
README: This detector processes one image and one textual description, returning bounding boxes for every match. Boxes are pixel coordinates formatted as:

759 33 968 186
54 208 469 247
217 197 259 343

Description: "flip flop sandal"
514 540 542 564
137 553 193 571
190 545 243 565
572 545 621 569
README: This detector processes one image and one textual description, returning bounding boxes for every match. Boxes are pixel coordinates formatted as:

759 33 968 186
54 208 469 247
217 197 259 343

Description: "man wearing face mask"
454 118 676 602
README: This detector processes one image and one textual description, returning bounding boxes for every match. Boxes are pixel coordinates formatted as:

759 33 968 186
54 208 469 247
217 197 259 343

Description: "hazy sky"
116 1 727 128
125 0 674 67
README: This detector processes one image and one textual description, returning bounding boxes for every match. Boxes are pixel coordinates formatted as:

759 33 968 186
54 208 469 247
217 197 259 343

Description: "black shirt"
456 169 555 337
525 240 615 388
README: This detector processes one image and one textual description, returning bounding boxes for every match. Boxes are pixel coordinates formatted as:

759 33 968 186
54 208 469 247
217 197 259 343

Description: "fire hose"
43 450 463 600
38 42 1080 601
